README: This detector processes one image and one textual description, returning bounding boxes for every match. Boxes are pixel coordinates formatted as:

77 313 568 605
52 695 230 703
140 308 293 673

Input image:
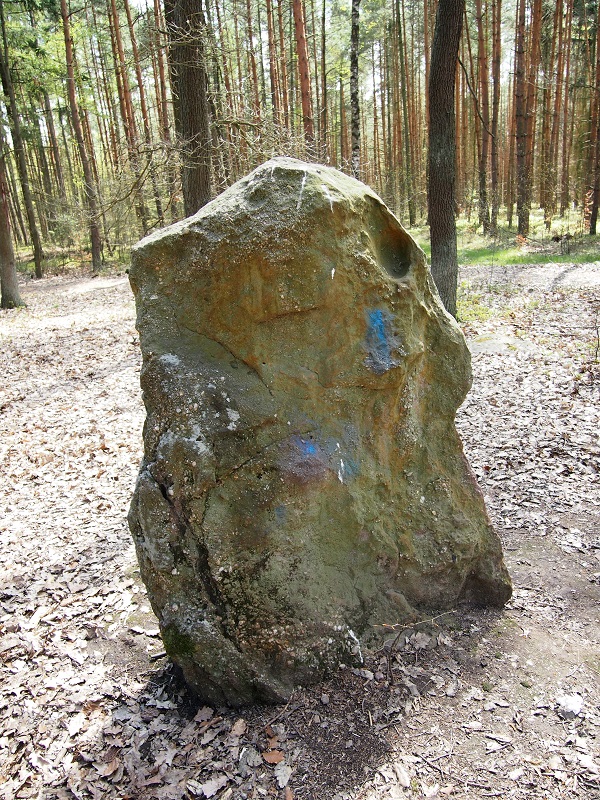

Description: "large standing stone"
128 158 511 706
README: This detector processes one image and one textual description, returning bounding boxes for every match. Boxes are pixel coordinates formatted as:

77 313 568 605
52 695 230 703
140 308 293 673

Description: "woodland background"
2 0 600 796
1 0 600 286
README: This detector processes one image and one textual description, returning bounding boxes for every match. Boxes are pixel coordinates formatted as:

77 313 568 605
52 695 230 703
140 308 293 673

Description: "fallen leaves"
1 272 600 799
263 749 285 764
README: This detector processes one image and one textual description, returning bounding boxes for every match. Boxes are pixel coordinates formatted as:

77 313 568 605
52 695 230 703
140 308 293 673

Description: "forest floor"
1 262 600 800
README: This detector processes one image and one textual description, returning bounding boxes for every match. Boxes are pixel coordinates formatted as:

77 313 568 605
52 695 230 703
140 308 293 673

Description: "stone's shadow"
93 606 512 799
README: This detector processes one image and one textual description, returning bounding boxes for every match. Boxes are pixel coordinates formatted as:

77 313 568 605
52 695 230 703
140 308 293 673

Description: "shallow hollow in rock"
128 157 512 706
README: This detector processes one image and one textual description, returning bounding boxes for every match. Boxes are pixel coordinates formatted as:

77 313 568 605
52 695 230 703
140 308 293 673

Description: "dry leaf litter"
1 264 599 800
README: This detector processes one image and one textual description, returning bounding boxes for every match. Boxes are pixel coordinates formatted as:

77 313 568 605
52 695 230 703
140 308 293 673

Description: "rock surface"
128 157 512 706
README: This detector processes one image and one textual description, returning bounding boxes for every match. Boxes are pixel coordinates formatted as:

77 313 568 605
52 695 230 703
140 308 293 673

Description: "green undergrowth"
410 211 600 268
456 284 497 323
16 245 131 279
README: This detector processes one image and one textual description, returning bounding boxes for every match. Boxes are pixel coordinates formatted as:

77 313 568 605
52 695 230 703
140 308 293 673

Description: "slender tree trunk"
57 104 77 198
277 0 290 129
265 0 281 122
153 0 179 221
92 3 122 171
589 1 600 234
424 0 430 128
560 0 573 217
164 0 212 215
30 106 54 234
428 0 464 318
350 0 361 178
0 0 43 278
0 132 24 308
59 0 102 271
5 150 27 245
339 75 348 164
397 0 415 225
43 92 67 201
372 44 381 192
515 0 528 235
124 0 164 226
525 0 542 216
539 0 558 222
153 0 170 141
506 80 516 226
309 0 320 144
320 0 328 159
107 0 149 232
490 0 501 234
474 0 490 232
245 0 261 119
292 0 314 146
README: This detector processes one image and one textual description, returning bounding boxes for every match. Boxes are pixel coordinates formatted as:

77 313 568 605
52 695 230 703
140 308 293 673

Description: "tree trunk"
474 0 490 232
245 0 261 119
43 92 67 201
515 0 528 235
124 0 164 226
560 0 573 217
164 0 212 215
153 0 180 221
0 0 43 278
350 0 361 178
539 0 557 222
320 0 328 159
292 0 314 146
397 0 415 225
107 0 149 232
0 137 24 308
490 0 501 234
265 0 281 122
60 0 103 272
524 0 542 215
427 0 464 318
339 76 349 164
277 0 290 130
589 0 600 234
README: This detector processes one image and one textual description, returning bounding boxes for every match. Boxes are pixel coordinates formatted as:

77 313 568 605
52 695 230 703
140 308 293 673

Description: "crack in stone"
214 427 316 484
177 322 275 398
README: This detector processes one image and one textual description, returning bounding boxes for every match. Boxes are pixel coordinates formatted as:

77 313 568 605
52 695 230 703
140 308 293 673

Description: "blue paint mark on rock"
365 308 399 374
280 436 329 484
297 439 318 456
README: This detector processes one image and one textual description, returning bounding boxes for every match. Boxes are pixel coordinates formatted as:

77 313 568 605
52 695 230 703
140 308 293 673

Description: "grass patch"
410 211 600 268
16 244 131 279
456 284 496 322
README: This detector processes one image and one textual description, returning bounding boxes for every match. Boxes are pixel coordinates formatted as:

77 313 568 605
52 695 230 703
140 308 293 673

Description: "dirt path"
1 269 599 800
460 260 600 290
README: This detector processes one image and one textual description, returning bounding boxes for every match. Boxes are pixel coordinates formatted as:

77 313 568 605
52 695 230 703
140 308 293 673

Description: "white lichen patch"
159 353 181 366
226 409 241 430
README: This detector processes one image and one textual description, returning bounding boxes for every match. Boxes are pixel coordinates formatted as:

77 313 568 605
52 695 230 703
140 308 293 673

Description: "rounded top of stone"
133 158 425 286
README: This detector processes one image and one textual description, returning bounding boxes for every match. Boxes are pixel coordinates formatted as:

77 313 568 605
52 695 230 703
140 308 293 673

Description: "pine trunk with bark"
164 0 212 216
0 0 43 278
490 0 501 233
124 0 164 226
292 0 314 146
515 0 528 235
350 0 361 178
428 0 464 318
60 0 103 271
0 137 24 308
397 0 415 226
589 0 600 234
474 0 490 232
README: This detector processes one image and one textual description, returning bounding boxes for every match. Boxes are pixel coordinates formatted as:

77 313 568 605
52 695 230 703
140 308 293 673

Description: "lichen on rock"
128 157 511 706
